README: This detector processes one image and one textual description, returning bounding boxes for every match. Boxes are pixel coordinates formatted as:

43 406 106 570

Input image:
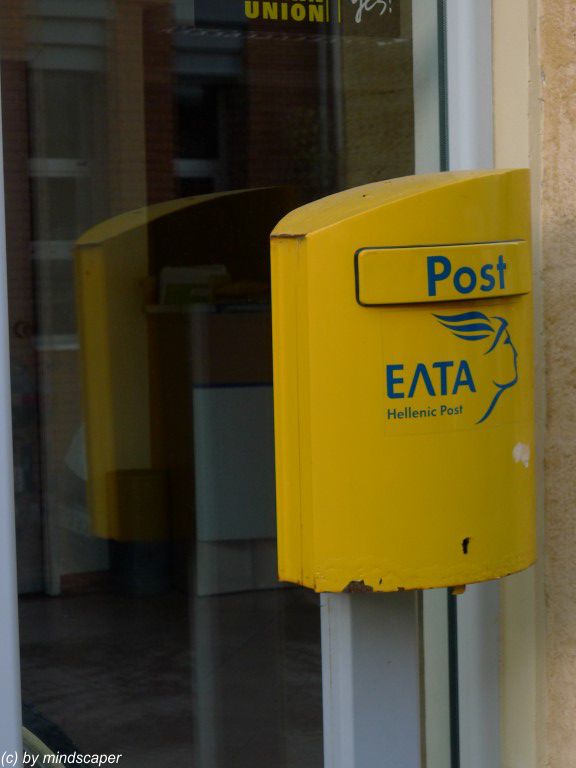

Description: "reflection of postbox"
75 188 295 544
271 170 535 592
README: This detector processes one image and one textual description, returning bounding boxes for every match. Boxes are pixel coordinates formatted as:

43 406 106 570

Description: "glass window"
0 1 439 766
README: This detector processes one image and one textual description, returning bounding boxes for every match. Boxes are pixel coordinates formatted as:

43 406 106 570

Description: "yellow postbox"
271 169 535 592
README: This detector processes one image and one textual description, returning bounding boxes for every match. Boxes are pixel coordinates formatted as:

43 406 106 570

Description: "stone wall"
541 1 576 765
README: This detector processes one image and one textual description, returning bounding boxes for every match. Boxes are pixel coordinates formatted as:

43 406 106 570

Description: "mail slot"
271 169 536 592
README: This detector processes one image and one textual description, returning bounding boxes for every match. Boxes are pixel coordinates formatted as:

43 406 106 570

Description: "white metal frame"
0 79 24 757
321 593 423 768
446 0 494 170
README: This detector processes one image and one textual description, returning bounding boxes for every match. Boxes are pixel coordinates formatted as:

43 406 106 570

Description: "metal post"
0 78 23 760
321 593 423 768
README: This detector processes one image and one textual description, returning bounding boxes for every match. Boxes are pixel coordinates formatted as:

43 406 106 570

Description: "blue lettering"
408 363 436 398
386 364 404 399
432 361 454 395
426 254 508 296
386 360 477 399
454 266 477 294
496 254 507 288
452 360 476 394
427 255 451 297
480 263 495 292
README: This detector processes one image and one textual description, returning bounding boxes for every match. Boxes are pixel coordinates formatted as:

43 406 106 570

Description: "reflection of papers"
193 385 276 541
64 423 87 481
192 384 280 596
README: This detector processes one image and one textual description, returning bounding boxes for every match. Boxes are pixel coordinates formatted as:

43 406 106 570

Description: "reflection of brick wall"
222 86 249 191
106 1 148 213
107 1 176 212
1 62 34 350
0 1 45 592
143 3 176 205
244 19 330 199
0 0 26 61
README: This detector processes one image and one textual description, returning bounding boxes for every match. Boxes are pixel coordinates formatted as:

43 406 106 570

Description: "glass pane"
32 177 94 242
34 70 106 159
0 1 438 766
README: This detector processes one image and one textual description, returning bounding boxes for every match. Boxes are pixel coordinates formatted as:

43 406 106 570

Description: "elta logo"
435 311 519 424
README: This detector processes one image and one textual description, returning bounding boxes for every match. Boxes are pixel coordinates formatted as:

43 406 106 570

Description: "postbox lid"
271 169 528 240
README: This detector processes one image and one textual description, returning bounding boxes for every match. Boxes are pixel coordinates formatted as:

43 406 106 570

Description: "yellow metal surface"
271 170 536 592
75 234 150 539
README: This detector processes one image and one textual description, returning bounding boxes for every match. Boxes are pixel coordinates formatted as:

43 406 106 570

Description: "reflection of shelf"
34 335 79 352
146 303 216 315
146 302 271 315
29 158 92 177
31 241 75 261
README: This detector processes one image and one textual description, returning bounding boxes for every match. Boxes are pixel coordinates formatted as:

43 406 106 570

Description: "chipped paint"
344 580 374 593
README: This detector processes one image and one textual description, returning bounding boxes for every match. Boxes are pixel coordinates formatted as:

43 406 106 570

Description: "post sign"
271 170 535 592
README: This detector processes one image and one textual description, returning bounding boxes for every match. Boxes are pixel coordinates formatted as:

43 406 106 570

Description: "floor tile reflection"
19 588 323 768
